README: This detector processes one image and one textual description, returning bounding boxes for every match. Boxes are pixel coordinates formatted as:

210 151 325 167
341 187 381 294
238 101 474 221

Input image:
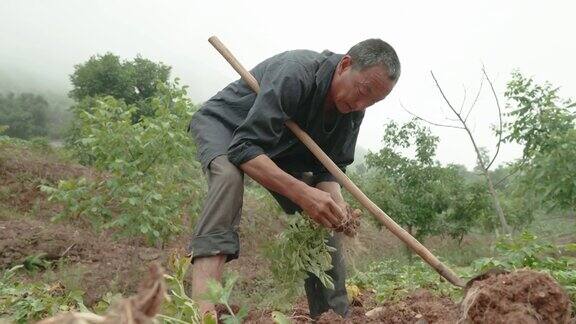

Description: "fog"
1 0 575 168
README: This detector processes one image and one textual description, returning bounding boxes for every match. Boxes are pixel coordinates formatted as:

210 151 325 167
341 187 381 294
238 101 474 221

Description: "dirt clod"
316 309 346 323
459 269 572 324
335 206 362 237
372 289 458 324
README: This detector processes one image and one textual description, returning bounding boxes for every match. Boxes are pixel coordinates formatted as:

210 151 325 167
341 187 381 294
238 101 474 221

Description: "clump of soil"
368 289 458 324
335 206 361 237
459 269 572 323
316 309 347 323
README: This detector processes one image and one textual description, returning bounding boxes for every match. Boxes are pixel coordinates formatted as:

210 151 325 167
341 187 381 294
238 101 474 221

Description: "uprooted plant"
264 213 337 302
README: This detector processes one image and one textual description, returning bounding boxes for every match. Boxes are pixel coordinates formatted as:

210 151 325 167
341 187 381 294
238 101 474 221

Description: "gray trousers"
189 155 348 318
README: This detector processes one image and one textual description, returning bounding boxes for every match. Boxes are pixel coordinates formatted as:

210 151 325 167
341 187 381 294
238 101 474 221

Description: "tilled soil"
310 289 457 324
3 217 574 323
0 146 95 213
0 218 168 305
238 289 459 323
242 273 574 323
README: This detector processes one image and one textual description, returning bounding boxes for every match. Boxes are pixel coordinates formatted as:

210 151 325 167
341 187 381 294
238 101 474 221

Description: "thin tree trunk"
429 71 511 235
483 167 511 234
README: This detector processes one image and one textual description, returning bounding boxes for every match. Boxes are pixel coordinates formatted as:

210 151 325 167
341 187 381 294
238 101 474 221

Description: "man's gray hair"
347 39 401 81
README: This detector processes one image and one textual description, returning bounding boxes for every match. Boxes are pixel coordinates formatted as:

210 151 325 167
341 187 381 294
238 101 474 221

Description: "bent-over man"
188 38 400 318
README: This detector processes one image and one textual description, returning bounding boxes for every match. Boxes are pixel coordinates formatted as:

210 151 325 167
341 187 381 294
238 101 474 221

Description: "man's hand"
240 155 345 230
316 181 361 236
239 155 350 230
296 186 346 229
336 204 362 237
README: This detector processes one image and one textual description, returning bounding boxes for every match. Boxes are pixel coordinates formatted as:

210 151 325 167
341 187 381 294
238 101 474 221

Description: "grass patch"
0 265 88 323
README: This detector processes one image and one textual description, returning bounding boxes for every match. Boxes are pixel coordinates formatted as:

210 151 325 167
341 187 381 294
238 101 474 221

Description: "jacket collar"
311 50 343 111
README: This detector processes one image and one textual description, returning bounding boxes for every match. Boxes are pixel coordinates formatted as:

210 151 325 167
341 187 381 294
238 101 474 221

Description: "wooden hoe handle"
208 36 465 288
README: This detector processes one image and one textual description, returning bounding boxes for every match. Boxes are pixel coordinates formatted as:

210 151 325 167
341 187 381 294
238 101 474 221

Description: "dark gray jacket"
189 49 364 182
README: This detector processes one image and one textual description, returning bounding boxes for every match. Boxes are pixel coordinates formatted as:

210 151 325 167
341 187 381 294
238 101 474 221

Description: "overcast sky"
1 0 574 169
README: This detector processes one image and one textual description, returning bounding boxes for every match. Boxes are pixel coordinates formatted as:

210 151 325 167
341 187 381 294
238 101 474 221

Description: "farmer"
188 38 400 318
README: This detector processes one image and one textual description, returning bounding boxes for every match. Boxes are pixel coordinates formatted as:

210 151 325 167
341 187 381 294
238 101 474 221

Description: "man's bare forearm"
240 154 346 228
239 154 309 205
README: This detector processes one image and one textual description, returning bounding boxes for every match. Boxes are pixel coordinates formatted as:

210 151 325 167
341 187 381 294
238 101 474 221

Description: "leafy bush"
203 275 248 324
160 256 247 324
503 71 576 211
363 120 492 241
44 177 112 229
160 256 203 323
42 81 204 244
69 53 171 124
440 180 492 242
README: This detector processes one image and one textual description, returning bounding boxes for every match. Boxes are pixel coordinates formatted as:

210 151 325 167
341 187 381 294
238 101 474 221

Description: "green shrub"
42 81 204 245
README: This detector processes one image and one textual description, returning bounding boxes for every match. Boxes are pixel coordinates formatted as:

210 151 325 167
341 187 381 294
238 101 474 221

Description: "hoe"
207 35 466 288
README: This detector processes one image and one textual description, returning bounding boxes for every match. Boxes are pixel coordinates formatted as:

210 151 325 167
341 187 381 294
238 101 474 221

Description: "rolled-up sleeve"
227 61 311 166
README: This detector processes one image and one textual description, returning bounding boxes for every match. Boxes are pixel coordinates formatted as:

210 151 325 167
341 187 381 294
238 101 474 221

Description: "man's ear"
338 55 353 74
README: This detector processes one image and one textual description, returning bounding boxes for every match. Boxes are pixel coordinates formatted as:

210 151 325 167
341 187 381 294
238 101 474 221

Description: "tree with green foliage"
362 120 494 243
402 69 512 234
69 53 171 122
442 179 492 243
433 70 511 234
66 53 173 154
0 92 48 139
503 71 576 212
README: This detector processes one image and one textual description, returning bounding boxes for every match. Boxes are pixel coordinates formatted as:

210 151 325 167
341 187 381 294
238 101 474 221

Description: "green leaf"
272 311 291 324
202 312 218 324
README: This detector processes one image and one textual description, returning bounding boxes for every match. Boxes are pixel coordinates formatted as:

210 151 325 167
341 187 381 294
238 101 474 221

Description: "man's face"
329 55 396 114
